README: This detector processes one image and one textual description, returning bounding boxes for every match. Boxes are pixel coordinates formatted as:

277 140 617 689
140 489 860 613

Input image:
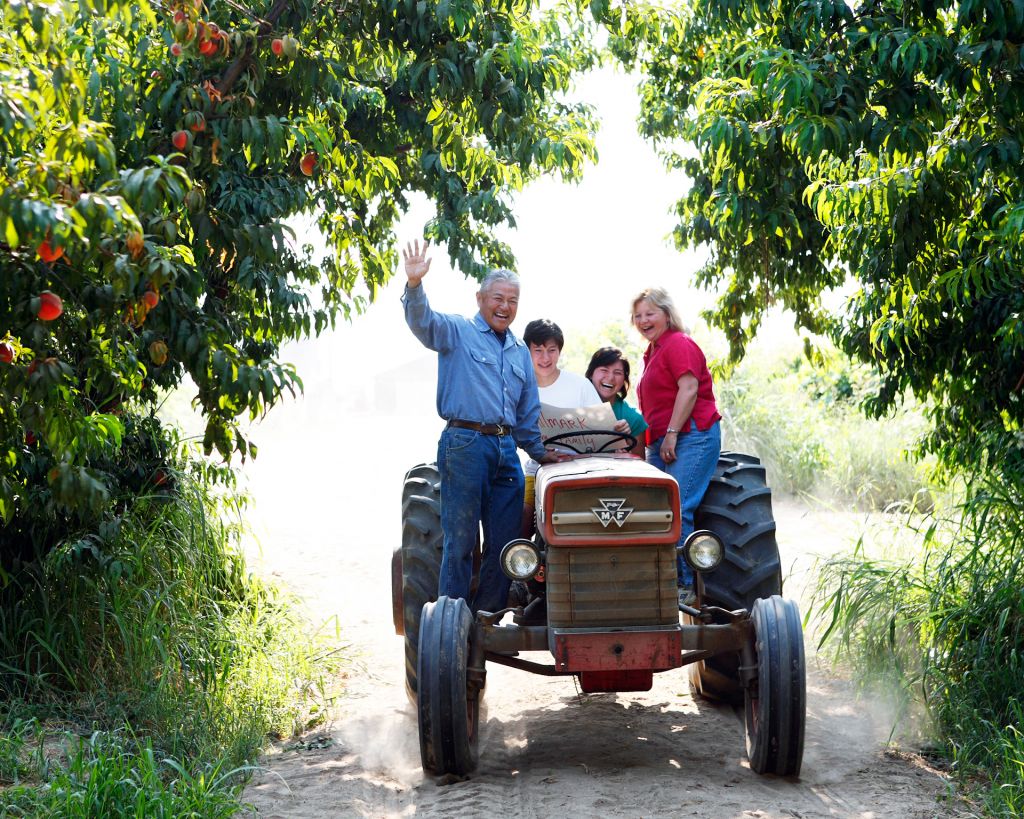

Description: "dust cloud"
338 706 423 788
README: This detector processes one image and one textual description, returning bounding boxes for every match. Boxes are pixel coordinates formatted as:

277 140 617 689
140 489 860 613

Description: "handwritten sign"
539 402 626 452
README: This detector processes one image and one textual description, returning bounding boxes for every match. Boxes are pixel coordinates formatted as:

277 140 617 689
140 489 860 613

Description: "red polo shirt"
637 329 721 444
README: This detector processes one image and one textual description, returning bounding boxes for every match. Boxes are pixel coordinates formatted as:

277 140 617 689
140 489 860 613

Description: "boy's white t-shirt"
539 369 602 408
524 370 602 477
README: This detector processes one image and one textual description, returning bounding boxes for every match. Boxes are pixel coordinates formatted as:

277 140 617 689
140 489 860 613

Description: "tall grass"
813 476 1024 816
1 729 246 818
0 463 339 814
718 347 934 510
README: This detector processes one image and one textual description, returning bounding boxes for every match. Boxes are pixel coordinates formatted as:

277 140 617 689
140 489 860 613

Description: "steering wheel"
543 429 638 454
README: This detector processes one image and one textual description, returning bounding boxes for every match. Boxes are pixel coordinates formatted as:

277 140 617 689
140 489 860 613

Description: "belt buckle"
496 424 509 436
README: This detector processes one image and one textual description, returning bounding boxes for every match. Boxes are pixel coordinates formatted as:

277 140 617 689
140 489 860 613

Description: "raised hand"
403 239 432 287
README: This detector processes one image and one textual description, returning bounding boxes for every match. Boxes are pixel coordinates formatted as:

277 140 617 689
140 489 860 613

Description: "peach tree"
0 0 597 560
597 0 1024 479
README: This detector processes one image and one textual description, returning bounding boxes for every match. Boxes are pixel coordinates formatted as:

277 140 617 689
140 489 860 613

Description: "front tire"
401 463 443 701
745 596 805 776
689 452 782 702
417 596 481 777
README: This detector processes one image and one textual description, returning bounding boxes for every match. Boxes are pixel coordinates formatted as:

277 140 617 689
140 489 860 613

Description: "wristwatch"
666 427 679 434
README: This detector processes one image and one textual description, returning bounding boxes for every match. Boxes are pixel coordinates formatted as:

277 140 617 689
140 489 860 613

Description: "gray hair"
480 268 520 294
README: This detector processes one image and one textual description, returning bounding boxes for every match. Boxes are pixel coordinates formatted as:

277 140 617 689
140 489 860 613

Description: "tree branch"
217 0 292 97
219 0 273 27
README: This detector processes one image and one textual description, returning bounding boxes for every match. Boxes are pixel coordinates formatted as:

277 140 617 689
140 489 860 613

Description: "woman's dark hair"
523 319 564 350
585 347 631 400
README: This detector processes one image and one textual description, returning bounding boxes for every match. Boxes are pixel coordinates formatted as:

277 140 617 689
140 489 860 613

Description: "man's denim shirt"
402 283 546 461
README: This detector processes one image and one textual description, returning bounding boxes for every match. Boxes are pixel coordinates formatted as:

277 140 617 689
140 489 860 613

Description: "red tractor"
392 434 805 778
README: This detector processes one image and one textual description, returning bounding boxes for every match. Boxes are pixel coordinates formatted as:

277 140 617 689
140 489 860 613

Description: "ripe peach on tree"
0 0 598 560
36 291 63 321
36 238 63 263
172 130 192 151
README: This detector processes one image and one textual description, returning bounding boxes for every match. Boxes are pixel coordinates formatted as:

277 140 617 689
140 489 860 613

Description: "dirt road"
234 409 964 818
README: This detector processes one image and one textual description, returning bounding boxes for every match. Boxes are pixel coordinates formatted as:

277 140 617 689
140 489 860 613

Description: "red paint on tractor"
551 627 683 673
537 457 681 547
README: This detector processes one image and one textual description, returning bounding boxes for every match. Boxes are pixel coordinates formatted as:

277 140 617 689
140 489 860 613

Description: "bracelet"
666 427 679 434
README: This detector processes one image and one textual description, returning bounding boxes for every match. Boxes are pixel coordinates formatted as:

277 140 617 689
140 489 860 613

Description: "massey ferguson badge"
591 498 634 527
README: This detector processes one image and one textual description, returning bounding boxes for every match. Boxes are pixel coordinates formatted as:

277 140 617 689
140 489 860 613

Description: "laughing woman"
632 288 722 605
585 346 647 456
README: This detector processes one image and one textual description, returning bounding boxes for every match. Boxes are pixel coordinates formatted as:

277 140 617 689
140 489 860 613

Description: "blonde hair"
631 287 688 335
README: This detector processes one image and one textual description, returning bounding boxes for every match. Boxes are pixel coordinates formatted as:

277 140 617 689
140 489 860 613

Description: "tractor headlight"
682 530 724 572
500 539 541 580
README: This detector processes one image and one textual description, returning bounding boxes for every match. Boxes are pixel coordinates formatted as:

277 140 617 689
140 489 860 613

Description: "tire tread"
745 596 805 776
402 462 443 700
688 451 783 702
417 596 479 776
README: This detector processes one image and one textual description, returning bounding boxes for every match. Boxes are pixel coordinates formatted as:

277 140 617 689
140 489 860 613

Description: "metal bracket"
679 602 705 619
467 621 487 692
476 606 521 626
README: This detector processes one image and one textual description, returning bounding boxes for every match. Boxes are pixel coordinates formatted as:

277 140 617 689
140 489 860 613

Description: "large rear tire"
689 452 782 702
745 596 805 776
401 462 443 701
417 596 481 777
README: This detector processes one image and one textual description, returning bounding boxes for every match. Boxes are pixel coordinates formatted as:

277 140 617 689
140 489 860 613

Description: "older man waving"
402 240 560 615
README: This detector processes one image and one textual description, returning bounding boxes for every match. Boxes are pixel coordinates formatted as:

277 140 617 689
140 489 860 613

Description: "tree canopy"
8 0 1024 558
602 0 1024 475
0 0 597 552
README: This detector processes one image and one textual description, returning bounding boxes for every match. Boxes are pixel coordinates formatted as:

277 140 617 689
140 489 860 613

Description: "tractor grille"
549 486 674 539
546 544 678 628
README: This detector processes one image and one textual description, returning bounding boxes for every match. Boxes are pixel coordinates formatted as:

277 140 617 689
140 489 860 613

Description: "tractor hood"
536 456 681 546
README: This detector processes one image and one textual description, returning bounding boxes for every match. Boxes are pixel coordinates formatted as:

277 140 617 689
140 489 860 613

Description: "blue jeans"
437 427 524 614
647 420 722 586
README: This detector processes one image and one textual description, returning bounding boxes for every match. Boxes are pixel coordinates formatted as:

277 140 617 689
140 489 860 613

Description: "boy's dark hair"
585 347 632 400
523 319 564 350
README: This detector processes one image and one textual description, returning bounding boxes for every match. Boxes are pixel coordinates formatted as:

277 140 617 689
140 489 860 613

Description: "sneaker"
677 585 696 608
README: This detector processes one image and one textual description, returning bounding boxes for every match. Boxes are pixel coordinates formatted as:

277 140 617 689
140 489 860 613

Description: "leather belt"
447 418 511 436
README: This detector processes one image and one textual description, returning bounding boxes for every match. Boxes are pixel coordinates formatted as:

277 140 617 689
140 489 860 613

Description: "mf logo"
591 498 634 528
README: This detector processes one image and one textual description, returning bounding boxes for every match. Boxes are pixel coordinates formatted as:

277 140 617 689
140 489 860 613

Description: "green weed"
813 476 1024 815
718 346 933 509
1 730 246 818
0 718 44 787
0 462 340 815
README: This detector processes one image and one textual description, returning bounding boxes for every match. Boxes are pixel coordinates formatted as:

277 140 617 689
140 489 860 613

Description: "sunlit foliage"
0 0 598 554
599 0 1024 476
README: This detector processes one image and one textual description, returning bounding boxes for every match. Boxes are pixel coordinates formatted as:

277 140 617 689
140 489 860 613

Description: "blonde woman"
632 288 721 604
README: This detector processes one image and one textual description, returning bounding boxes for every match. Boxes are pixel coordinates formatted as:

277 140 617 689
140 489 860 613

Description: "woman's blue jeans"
647 420 722 586
437 426 524 614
